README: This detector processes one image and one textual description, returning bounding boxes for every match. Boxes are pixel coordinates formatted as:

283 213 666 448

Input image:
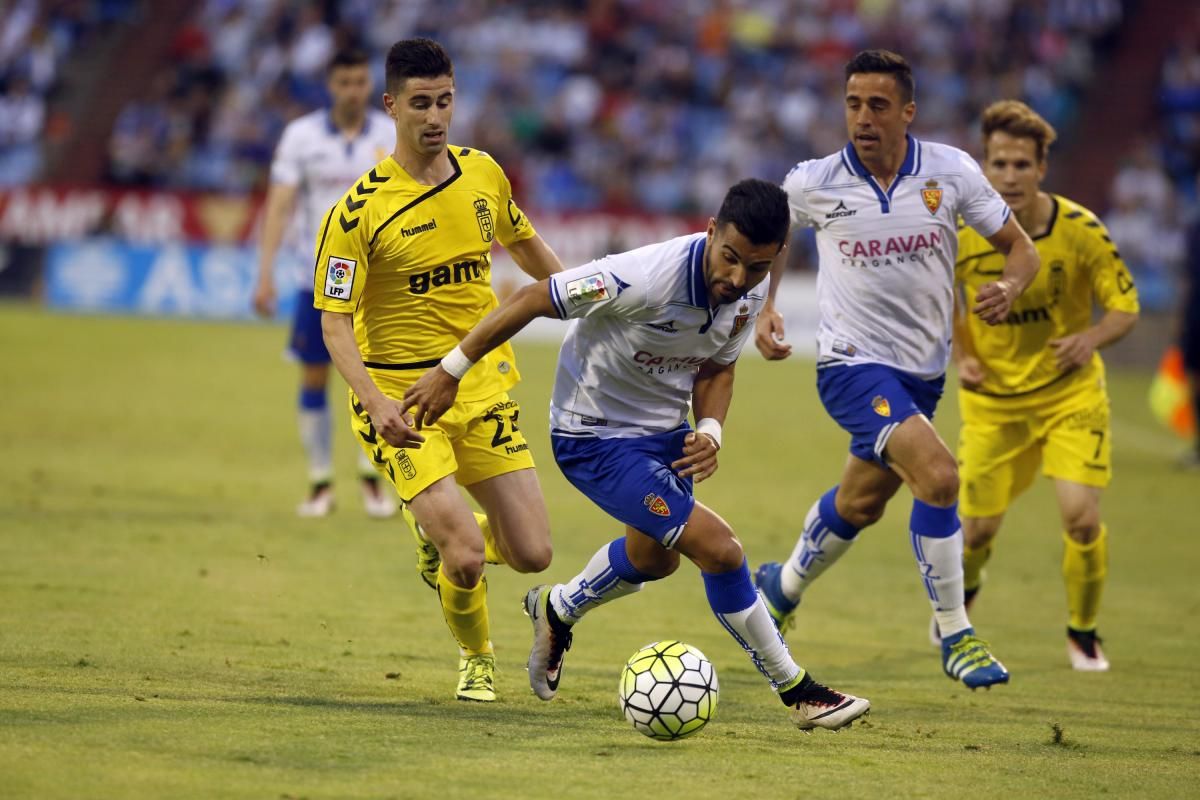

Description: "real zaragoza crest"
474 198 494 242
921 178 943 216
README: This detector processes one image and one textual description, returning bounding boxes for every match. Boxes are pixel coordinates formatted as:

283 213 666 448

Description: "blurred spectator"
105 0 1124 209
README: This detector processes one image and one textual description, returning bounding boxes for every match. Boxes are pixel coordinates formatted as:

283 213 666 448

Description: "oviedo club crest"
921 178 943 216
474 198 494 242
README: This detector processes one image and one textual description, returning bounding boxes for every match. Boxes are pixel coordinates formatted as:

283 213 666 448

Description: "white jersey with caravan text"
547 233 765 438
783 135 1011 379
268 109 394 283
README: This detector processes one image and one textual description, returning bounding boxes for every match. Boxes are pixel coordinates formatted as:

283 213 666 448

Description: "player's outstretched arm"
403 280 559 428
253 182 298 317
507 234 565 279
671 359 735 483
754 246 792 361
320 310 425 449
976 216 1040 325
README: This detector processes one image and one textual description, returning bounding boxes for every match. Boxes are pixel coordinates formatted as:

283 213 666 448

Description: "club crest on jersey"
396 450 417 480
474 198 494 242
921 179 943 216
566 273 609 306
644 492 671 517
730 304 750 337
871 395 892 417
324 256 356 299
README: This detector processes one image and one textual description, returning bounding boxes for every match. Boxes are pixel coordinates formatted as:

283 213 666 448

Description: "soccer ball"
618 640 718 740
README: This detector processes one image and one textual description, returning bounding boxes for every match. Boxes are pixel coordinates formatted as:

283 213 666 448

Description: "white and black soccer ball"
618 640 718 740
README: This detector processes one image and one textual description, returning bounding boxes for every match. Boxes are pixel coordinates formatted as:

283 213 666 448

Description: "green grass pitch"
1 306 1197 798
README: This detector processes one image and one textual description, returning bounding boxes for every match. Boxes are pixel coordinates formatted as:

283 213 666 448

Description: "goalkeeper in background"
946 100 1139 671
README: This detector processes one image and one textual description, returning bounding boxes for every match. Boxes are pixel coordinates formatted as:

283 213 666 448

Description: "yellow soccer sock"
962 543 992 593
1062 525 1108 631
436 566 492 655
478 513 506 566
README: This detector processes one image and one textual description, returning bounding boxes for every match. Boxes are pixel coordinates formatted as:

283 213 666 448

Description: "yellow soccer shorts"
349 389 535 503
958 389 1112 518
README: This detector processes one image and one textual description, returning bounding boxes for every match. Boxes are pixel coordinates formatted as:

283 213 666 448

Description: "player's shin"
962 542 991 603
704 560 804 690
436 566 492 655
298 387 332 482
550 538 655 625
1062 525 1108 631
780 486 860 601
910 500 970 639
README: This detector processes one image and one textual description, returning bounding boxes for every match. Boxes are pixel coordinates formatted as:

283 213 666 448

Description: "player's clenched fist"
754 307 792 361
365 396 425 449
973 278 1016 325
671 431 720 483
402 366 461 429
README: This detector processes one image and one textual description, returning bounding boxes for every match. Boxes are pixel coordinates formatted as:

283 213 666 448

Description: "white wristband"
440 345 475 380
695 417 722 449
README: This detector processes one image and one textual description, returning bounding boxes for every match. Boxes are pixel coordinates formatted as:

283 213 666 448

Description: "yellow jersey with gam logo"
312 147 536 400
955 194 1139 411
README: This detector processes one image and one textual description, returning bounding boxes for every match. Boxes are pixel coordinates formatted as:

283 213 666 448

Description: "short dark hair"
845 49 915 104
328 48 370 73
715 179 790 247
385 38 453 94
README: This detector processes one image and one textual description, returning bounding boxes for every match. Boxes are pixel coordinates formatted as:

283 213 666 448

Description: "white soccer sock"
550 540 646 624
780 498 857 601
715 596 802 689
911 529 970 639
298 406 333 483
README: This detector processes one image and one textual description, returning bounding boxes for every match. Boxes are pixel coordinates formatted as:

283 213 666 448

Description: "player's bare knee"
705 534 744 574
440 543 485 586
506 541 553 574
840 494 886 528
963 521 998 550
921 461 960 507
1064 515 1101 544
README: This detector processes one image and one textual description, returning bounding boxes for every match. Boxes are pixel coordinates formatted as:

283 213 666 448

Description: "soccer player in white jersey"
752 50 1040 690
404 180 870 731
253 49 398 518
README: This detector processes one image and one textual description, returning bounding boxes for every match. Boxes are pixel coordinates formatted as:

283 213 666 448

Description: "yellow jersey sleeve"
312 189 372 313
487 155 536 248
1083 219 1140 316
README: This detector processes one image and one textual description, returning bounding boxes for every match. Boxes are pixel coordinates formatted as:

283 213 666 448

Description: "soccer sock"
436 565 492 655
780 486 861 602
551 538 656 624
962 542 992 595
298 387 332 483
1062 525 1108 632
401 505 505 565
704 560 803 691
910 500 970 639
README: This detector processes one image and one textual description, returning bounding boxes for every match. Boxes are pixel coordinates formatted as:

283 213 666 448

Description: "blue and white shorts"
289 289 331 364
817 363 945 466
551 424 695 547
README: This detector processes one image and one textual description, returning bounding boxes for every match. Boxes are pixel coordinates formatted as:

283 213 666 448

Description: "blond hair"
981 100 1058 162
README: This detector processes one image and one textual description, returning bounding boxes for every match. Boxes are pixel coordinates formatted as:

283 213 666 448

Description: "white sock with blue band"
551 538 656 624
703 560 802 689
780 486 860 602
910 499 970 640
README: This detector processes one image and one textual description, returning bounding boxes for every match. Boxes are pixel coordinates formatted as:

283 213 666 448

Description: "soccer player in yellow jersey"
313 38 564 702
947 100 1139 671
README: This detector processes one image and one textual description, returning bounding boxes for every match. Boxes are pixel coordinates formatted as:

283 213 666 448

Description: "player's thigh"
551 427 695 550
465 468 552 572
624 526 680 578
834 453 904 526
348 389 459 502
958 416 1040 519
1040 393 1111 492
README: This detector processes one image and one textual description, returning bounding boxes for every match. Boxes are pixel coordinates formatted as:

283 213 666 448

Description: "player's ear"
382 93 396 118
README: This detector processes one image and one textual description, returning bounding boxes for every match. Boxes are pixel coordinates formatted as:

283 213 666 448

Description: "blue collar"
687 235 709 309
326 112 371 138
840 134 921 214
841 133 920 179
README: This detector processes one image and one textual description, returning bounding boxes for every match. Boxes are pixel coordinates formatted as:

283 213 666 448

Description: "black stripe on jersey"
459 147 471 156
961 368 1074 398
310 207 336 285
370 151 463 250
339 168 393 232
363 358 443 370
1085 220 1100 228
1064 210 1083 219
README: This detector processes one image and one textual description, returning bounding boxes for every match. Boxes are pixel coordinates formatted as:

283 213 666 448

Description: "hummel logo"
826 200 857 219
645 320 679 333
402 218 437 237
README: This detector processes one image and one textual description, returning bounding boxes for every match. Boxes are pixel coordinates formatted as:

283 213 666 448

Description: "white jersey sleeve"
782 161 818 229
955 150 1011 238
268 122 304 188
547 251 649 321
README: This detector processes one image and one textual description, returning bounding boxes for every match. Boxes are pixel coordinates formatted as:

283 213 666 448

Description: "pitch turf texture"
2 306 1197 799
